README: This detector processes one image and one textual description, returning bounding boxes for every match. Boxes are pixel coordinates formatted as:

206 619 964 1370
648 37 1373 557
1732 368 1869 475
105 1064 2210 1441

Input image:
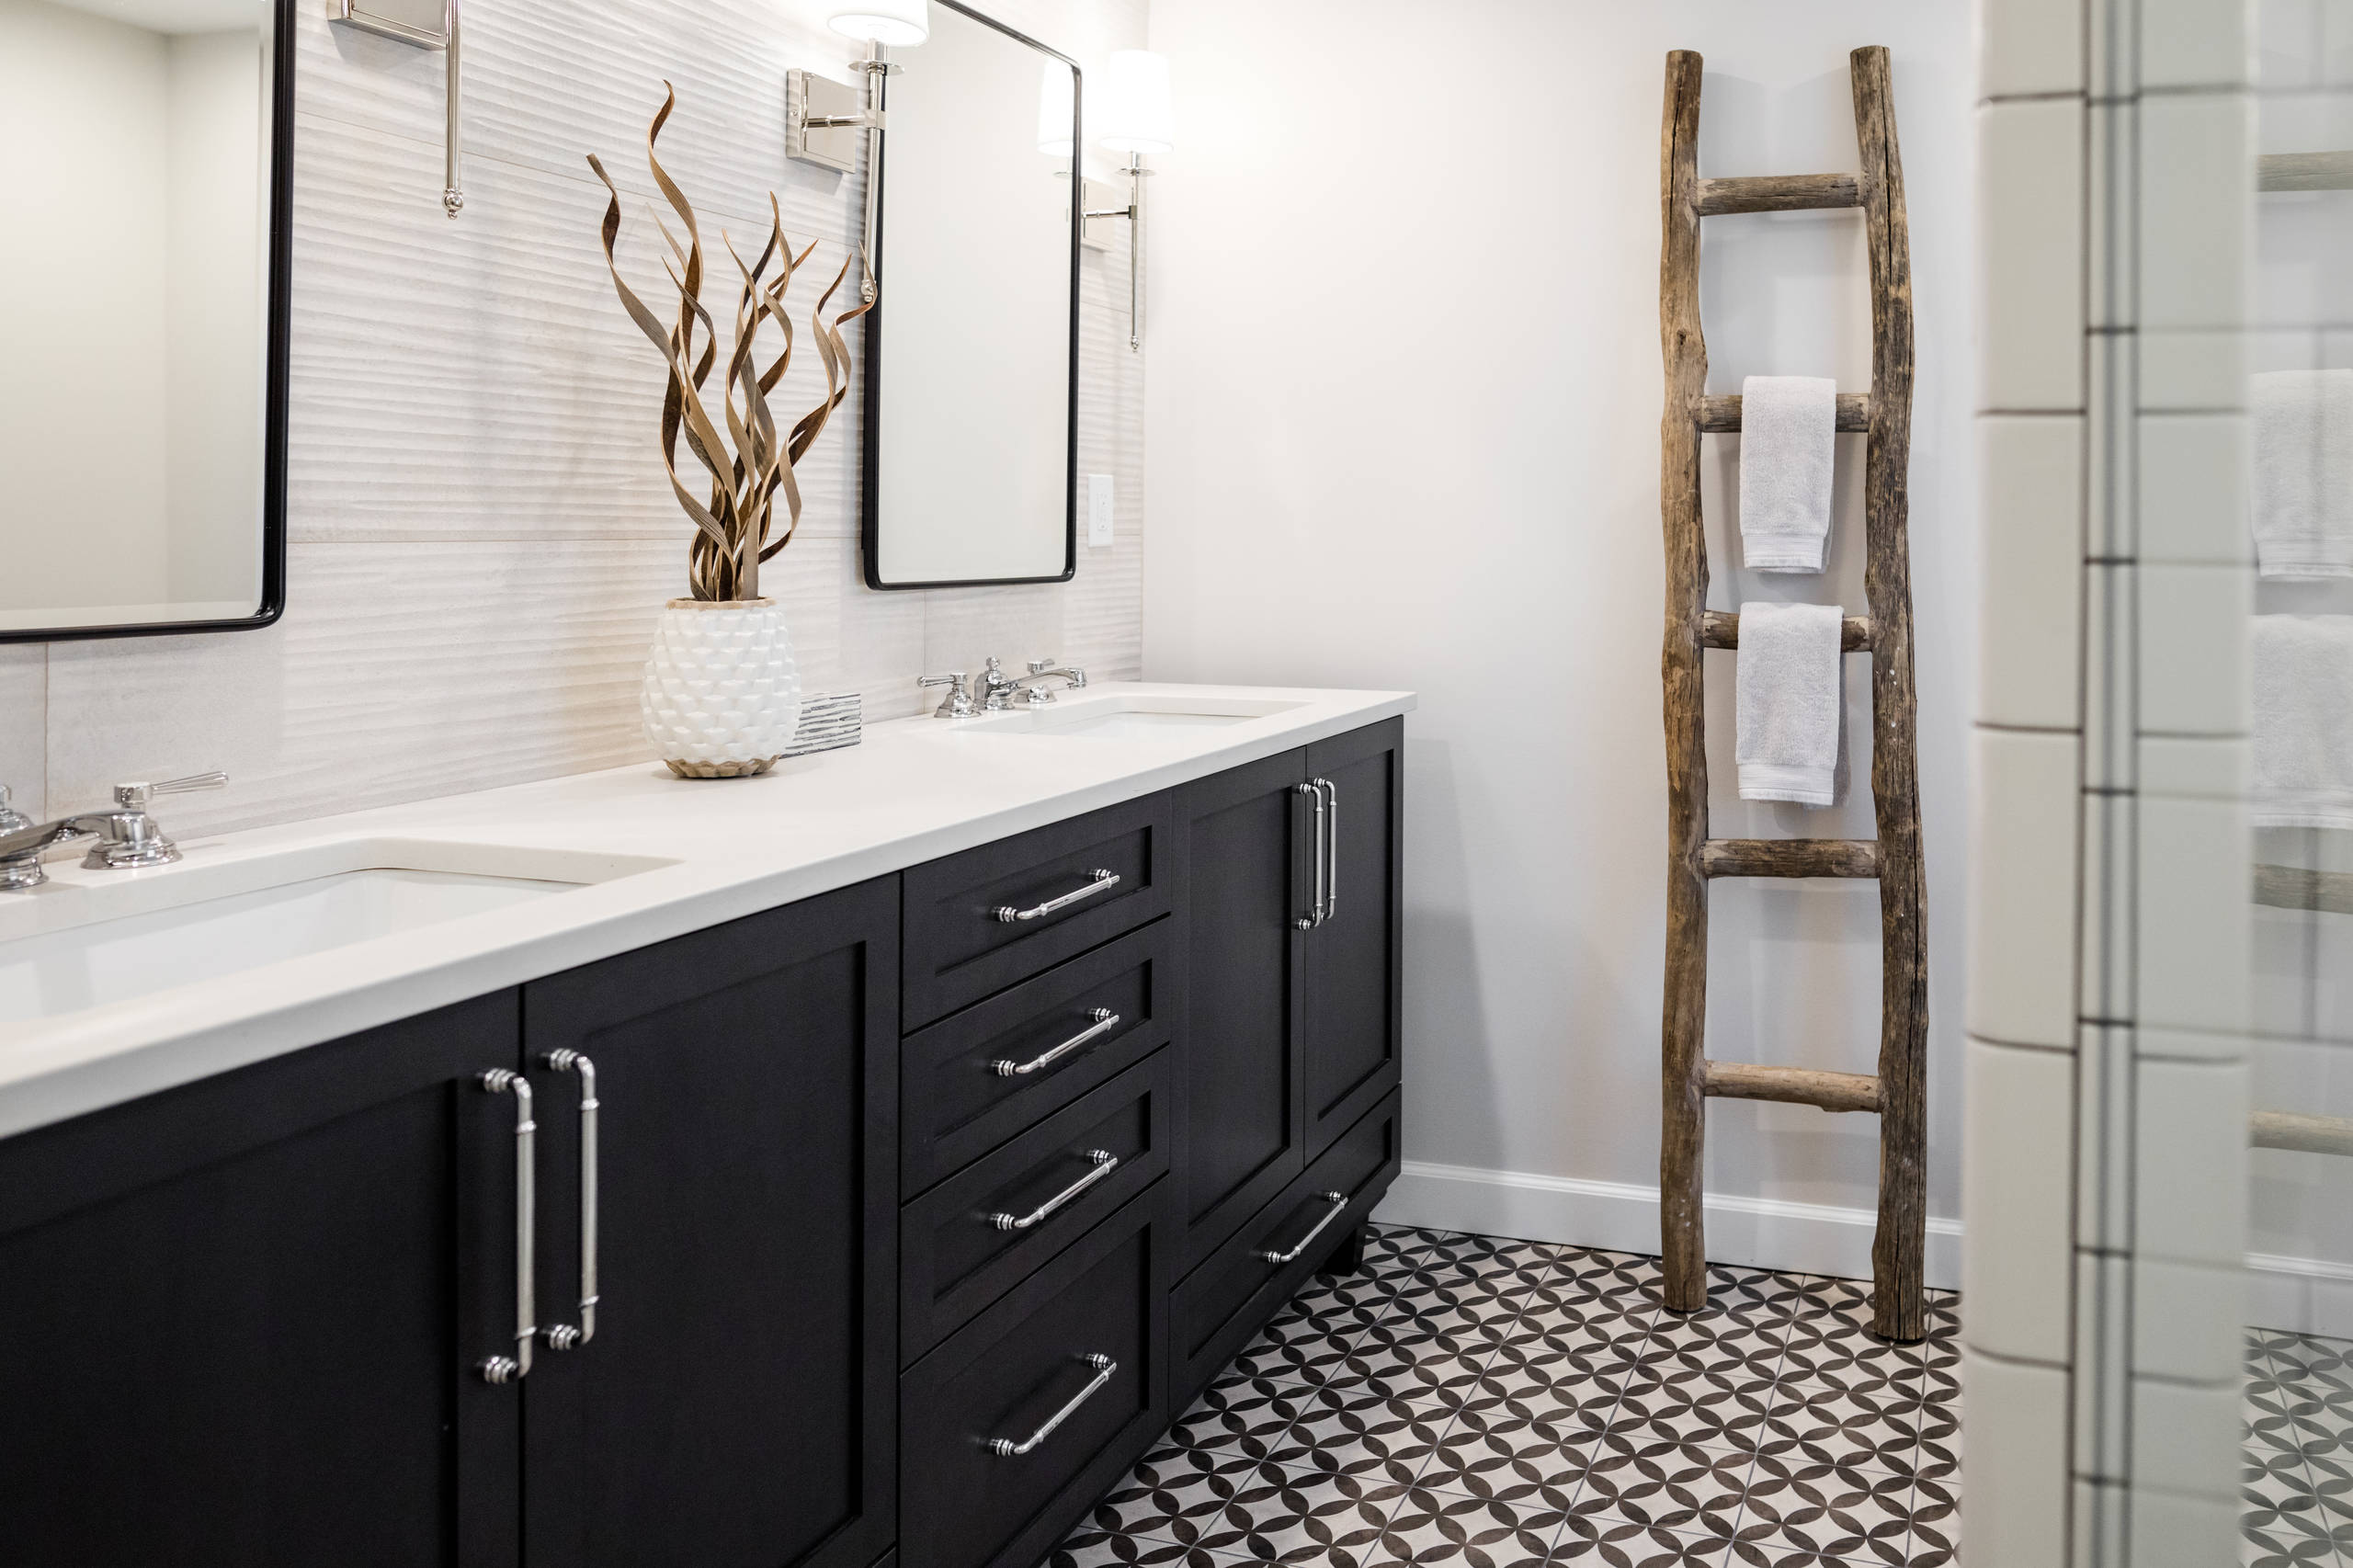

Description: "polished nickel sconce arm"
1084 153 1152 352
329 0 466 218
786 49 899 304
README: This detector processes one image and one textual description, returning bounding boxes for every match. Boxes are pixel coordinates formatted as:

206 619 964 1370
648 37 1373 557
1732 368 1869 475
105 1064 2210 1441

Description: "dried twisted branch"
589 85 873 601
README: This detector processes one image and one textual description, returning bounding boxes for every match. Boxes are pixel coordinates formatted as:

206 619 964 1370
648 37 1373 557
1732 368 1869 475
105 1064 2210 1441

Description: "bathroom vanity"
0 686 1406 1568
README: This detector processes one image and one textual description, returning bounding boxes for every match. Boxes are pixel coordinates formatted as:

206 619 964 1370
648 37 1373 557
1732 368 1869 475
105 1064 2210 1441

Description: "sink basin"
0 839 673 1024
958 691 1305 739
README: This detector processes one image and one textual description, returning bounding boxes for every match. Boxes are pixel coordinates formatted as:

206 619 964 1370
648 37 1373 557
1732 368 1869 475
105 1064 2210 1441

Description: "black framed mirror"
859 0 1081 591
0 0 291 642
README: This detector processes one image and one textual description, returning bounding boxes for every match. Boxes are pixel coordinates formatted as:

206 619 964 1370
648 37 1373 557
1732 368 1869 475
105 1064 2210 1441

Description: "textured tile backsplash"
1 0 1146 835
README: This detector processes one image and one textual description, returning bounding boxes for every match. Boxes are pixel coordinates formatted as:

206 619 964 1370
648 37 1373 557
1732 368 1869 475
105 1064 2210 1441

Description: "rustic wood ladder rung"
1657 45 1928 1344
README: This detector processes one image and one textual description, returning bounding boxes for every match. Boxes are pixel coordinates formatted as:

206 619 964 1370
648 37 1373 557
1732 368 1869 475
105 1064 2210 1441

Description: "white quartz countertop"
0 683 1412 1140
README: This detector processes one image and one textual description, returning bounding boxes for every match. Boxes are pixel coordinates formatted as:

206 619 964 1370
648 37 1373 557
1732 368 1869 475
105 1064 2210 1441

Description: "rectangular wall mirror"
860 0 1079 590
0 0 290 641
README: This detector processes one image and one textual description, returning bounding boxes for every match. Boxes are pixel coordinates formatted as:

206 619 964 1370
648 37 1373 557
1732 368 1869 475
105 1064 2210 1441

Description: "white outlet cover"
1087 474 1115 548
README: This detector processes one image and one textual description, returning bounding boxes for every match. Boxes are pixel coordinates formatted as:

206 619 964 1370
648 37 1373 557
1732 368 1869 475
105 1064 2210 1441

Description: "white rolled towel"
1736 601 1847 806
2253 369 2353 579
2254 614 2353 831
1738 374 1837 574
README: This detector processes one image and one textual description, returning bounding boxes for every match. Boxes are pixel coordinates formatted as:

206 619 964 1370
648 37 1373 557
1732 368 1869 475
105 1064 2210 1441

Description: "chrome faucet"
917 670 980 719
1016 658 1088 707
977 656 1026 711
0 772 228 891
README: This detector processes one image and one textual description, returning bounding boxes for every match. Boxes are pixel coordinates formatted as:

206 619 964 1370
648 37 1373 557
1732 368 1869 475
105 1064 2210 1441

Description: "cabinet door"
0 993 524 1568
1302 718 1404 1159
520 877 898 1568
1172 747 1312 1273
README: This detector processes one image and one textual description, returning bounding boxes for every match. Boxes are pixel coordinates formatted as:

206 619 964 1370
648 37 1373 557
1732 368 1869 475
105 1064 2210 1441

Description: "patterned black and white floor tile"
2242 1327 2353 1568
1048 1225 1961 1568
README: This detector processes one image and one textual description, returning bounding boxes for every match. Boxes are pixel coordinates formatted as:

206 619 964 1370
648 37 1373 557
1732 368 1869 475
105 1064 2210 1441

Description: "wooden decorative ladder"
1655 45 1927 1343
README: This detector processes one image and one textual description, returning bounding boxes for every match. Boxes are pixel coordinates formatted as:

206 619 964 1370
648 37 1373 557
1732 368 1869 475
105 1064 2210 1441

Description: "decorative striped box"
784 691 863 757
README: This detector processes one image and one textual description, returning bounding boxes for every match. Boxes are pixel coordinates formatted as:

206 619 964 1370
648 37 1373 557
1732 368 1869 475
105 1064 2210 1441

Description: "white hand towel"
2253 369 2353 579
1738 375 1838 574
2254 614 2353 831
1736 601 1847 806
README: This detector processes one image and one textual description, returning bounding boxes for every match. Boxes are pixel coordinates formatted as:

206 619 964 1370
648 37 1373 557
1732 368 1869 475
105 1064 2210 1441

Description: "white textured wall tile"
45 540 674 835
2133 1057 2251 1266
1978 415 2084 730
2129 1378 2242 1494
1961 1348 2071 1568
2136 414 2248 563
2139 92 2255 333
2137 735 2247 798
2138 327 2248 410
2137 564 2252 736
2141 0 2256 87
21 0 1147 835
2131 1259 2247 1381
0 649 44 822
1969 729 2083 1047
2127 1484 2243 1568
1978 98 2087 411
2136 795 2252 1033
1979 0 2086 96
1963 1037 2077 1363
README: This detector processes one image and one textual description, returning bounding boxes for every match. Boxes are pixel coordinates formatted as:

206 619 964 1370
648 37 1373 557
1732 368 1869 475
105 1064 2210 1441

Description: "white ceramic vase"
640 597 801 778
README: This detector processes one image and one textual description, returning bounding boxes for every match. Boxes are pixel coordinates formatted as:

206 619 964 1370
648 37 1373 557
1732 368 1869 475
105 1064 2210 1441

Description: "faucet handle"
918 672 977 719
0 784 28 835
1027 658 1057 675
114 771 229 809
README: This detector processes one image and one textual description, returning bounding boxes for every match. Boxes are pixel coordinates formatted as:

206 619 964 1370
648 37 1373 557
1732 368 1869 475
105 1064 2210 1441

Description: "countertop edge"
0 688 1414 1141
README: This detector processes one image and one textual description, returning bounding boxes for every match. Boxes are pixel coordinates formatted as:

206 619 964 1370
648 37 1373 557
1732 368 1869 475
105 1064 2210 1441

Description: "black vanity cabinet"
1169 716 1404 1406
517 880 900 1568
0 718 1404 1568
1301 720 1404 1160
0 992 528 1568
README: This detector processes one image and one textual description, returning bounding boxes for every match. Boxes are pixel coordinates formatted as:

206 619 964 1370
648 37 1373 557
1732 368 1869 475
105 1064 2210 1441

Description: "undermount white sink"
957 691 1306 739
0 839 673 1025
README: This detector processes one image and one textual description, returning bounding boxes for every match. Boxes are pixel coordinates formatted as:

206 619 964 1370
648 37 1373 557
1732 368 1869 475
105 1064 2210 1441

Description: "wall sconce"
329 0 466 217
1084 51 1173 354
786 5 927 301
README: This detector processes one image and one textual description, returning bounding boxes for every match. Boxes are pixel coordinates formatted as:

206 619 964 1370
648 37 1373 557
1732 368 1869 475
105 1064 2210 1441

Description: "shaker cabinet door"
1302 717 1404 1160
1170 747 1312 1274
0 992 526 1568
519 878 900 1568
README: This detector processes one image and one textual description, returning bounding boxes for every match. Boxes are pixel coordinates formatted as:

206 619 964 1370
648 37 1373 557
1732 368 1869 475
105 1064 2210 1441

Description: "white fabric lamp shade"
1037 59 1075 156
1097 50 1172 153
828 0 926 46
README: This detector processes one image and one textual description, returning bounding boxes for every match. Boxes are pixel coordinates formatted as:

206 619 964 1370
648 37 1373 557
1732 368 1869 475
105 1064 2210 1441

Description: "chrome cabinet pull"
1293 782 1326 930
991 1008 1119 1077
1313 778 1339 924
987 1353 1118 1457
1256 1189 1348 1264
987 1150 1119 1231
540 1051 599 1350
994 868 1120 924
477 1070 537 1384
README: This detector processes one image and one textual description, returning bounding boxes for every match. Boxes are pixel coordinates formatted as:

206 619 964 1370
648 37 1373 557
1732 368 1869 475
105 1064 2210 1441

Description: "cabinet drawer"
902 919 1174 1194
903 1052 1171 1364
1172 1087 1402 1409
904 792 1173 1028
902 1183 1171 1568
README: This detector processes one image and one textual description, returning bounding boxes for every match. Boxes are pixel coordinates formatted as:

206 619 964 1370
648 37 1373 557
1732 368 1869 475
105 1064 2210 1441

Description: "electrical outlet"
1088 474 1115 548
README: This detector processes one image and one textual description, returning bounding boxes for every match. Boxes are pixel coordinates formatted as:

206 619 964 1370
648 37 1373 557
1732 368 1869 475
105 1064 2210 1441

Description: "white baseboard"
2247 1250 2353 1339
1372 1159 1963 1291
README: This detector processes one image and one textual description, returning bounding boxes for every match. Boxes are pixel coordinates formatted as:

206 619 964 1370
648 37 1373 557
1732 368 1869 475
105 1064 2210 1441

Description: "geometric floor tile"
1047 1226 1964 1567
2243 1326 2353 1568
